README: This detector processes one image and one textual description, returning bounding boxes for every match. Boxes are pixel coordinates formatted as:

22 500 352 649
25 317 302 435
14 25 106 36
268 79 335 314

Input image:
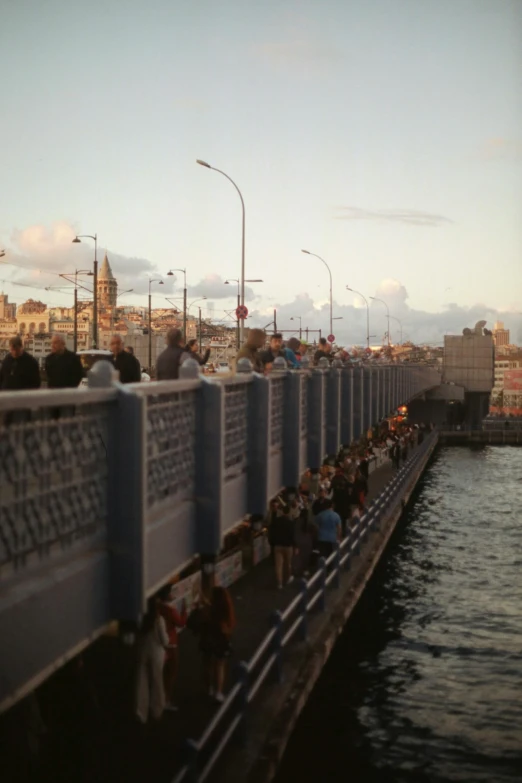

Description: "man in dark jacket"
45 335 84 388
156 328 187 380
110 334 141 383
0 336 41 391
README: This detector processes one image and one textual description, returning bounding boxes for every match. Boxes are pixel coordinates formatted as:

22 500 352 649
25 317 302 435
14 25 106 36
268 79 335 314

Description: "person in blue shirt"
314 499 341 559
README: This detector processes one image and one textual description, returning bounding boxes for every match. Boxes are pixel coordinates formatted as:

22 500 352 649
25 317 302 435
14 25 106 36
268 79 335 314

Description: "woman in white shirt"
135 596 169 723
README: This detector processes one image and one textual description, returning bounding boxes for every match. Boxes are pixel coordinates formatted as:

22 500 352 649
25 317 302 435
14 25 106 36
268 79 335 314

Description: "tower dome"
97 253 118 309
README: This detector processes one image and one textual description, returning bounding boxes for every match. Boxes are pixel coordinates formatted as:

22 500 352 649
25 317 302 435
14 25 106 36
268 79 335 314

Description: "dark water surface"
276 447 522 783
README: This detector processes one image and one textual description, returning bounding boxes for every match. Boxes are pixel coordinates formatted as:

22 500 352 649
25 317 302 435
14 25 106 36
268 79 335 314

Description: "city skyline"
1 0 521 344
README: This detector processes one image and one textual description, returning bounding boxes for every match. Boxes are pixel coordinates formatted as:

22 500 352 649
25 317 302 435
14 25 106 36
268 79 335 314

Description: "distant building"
98 254 118 309
0 293 16 319
493 321 510 348
443 321 495 425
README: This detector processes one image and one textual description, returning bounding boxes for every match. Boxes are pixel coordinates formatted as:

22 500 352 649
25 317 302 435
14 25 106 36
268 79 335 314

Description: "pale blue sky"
1 0 521 342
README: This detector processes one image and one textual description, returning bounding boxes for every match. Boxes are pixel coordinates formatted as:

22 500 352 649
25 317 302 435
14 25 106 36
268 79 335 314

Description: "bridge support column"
195 380 224 557
248 374 270 511
363 367 372 434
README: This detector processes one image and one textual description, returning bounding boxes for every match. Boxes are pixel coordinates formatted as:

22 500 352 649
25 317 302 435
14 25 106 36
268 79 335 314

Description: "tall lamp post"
370 296 391 346
290 316 302 339
167 268 187 339
197 159 247 342
346 286 370 349
225 278 263 347
148 278 164 370
390 315 403 344
301 249 333 337
72 234 98 348
0 250 5 258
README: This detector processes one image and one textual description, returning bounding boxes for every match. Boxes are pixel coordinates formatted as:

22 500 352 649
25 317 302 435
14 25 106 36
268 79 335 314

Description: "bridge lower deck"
3 455 405 783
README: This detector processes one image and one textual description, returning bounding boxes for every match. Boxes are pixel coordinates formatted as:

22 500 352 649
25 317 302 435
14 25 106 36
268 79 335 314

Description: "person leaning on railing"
0 335 41 391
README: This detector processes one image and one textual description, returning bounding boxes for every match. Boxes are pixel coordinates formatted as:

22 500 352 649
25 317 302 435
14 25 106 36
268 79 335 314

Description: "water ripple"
276 446 522 782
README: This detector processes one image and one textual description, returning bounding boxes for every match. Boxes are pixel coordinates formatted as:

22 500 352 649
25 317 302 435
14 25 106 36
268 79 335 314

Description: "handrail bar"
280 592 303 623
196 681 242 750
248 652 277 703
246 628 277 673
282 615 304 648
199 713 243 783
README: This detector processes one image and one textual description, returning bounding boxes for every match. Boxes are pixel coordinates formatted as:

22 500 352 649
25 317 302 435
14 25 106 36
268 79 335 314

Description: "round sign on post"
235 304 249 320
327 334 335 343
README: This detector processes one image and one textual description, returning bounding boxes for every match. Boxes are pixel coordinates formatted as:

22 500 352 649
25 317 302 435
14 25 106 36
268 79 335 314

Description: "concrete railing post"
325 364 341 455
107 384 147 621
283 371 301 488
195 378 224 556
248 374 270 514
307 370 326 470
340 366 353 446
352 367 364 441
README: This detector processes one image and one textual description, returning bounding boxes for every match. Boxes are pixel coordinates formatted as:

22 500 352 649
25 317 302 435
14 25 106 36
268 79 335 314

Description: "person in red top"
158 585 187 711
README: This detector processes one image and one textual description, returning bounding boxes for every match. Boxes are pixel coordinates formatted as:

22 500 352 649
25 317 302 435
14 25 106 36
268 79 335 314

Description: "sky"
1 0 521 345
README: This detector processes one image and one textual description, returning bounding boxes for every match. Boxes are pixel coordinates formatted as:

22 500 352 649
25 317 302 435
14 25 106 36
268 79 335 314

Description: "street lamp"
390 316 403 344
301 249 333 337
225 278 263 347
290 316 302 339
197 159 247 342
148 278 164 370
370 296 391 346
346 286 370 349
0 250 5 258
57 269 93 352
72 234 98 348
167 268 187 339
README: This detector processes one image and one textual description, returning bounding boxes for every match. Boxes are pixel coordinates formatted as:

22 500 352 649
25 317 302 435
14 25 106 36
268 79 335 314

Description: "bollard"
319 557 327 611
334 545 341 588
271 610 284 683
237 661 250 745
300 354 311 370
179 357 200 379
299 578 308 641
272 356 288 373
88 359 116 388
237 357 253 374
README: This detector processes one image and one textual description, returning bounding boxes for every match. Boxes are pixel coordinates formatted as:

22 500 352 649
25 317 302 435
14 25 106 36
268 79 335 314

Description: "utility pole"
73 287 78 352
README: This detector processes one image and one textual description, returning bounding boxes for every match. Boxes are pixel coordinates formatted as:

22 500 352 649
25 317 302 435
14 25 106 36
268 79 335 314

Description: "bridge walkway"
30 456 398 783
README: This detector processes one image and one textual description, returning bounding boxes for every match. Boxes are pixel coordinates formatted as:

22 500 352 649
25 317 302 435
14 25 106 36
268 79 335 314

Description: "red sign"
235 305 249 320
327 334 335 343
504 369 522 391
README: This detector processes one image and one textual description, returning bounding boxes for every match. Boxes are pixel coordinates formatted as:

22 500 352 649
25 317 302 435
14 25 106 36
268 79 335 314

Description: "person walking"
110 335 141 383
0 336 40 391
268 500 296 589
158 586 187 712
199 587 236 703
45 334 84 388
135 596 169 724
156 328 187 380
314 499 341 559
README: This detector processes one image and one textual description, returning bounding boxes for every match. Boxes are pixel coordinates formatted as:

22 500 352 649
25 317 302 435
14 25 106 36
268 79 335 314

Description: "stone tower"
98 253 117 309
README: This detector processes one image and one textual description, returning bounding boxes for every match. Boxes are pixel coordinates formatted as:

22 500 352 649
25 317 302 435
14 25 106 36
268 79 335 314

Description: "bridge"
0 359 440 713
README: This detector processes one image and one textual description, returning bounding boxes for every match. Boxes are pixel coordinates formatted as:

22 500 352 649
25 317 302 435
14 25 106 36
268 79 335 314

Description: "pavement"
30 458 398 783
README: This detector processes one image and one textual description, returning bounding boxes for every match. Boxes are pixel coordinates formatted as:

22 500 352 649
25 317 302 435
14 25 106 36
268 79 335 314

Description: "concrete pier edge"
219 436 439 783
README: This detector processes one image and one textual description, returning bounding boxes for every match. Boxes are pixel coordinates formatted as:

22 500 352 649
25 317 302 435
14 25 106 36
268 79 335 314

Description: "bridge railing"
0 361 440 712
174 431 439 782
